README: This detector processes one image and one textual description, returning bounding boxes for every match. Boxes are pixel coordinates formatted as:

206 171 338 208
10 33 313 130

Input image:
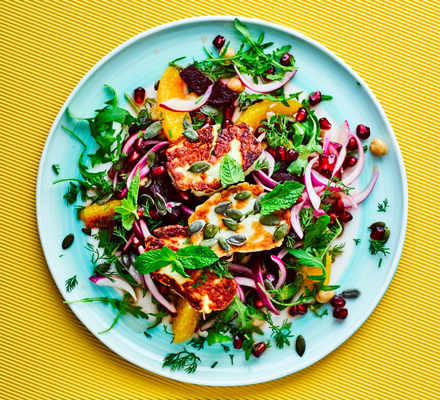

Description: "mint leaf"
176 245 219 269
220 154 245 187
303 215 330 249
133 246 177 274
115 170 140 230
259 181 304 215
171 259 190 278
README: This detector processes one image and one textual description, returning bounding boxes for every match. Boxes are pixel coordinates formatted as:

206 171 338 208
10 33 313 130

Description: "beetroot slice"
272 172 303 184
179 65 213 96
207 80 239 106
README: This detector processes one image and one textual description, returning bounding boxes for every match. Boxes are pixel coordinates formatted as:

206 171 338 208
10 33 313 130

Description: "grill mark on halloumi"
144 226 237 313
166 122 264 196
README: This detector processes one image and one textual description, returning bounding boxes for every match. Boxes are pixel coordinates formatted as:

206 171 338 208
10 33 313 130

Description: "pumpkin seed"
294 272 303 287
259 214 280 226
226 235 247 246
201 238 217 248
204 223 219 239
368 221 386 230
340 288 361 299
143 121 162 139
183 119 193 130
215 201 232 214
188 161 211 174
253 193 266 213
96 192 113 205
81 227 92 236
62 234 74 250
182 128 199 142
223 218 239 231
383 227 391 243
264 278 275 291
154 79 160 91
200 105 219 116
218 237 230 252
273 223 289 242
113 157 125 172
295 335 306 357
154 193 167 215
234 190 252 201
96 263 111 273
129 250 137 265
224 209 243 220
147 151 158 168
140 194 154 207
121 252 131 268
189 220 206 235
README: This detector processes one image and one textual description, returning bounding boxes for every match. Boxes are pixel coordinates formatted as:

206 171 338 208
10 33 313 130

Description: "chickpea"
220 47 236 64
227 77 245 93
370 138 388 156
150 105 158 121
316 290 336 304
185 92 199 101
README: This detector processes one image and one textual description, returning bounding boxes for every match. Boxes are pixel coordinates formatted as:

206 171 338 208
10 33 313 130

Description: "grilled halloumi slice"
166 122 264 197
188 182 291 257
144 225 237 313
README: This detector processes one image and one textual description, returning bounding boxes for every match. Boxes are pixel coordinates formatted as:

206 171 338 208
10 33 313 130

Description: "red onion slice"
122 133 140 156
252 170 277 189
322 131 331 155
138 219 151 238
277 247 289 260
123 232 134 251
342 132 365 186
290 200 305 239
332 138 348 177
335 120 350 144
264 150 276 177
340 193 358 210
236 284 246 303
256 132 266 142
159 85 213 112
251 257 280 315
89 275 137 301
228 263 253 278
143 274 177 317
234 65 297 93
113 171 119 188
342 166 379 208
252 173 275 192
305 156 321 210
181 204 195 216
271 256 287 289
234 277 256 289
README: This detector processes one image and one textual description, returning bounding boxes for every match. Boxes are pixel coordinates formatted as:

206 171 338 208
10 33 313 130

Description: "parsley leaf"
377 198 389 212
259 181 304 215
114 170 140 230
353 238 361 245
287 248 326 281
303 215 331 249
223 296 264 335
220 154 245 187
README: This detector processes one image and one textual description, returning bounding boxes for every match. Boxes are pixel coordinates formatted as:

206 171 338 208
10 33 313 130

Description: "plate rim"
36 15 409 386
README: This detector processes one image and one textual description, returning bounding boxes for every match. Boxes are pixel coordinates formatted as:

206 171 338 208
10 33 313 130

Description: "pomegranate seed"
233 333 245 349
279 53 292 66
319 117 332 130
137 208 145 217
158 284 169 297
321 169 332 178
329 198 344 214
319 154 336 172
222 118 233 129
289 304 308 316
134 137 145 152
309 91 322 106
254 299 264 309
150 165 166 180
296 107 308 123
158 148 168 162
343 156 358 169
191 112 206 125
224 105 235 119
126 151 141 171
132 236 141 248
212 35 225 49
333 307 348 319
115 189 126 200
286 149 299 162
275 146 286 161
331 141 342 153
129 124 140 135
334 170 342 179
356 124 370 140
107 166 115 180
206 117 215 125
331 296 346 308
264 66 276 81
339 211 353 223
149 209 159 220
267 148 277 159
289 305 299 316
133 87 146 104
252 342 267 358
370 226 385 240
346 137 357 151
296 196 303 203
328 212 337 224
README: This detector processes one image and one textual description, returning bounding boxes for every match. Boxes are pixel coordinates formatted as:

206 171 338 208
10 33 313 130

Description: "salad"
57 19 391 374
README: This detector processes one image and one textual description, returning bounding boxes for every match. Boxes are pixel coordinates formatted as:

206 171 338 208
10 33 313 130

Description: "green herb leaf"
176 245 219 269
287 248 326 281
259 181 304 215
303 215 330 249
133 246 177 274
377 198 389 212
65 275 78 293
220 154 245 187
114 170 140 230
206 330 233 346
162 348 201 374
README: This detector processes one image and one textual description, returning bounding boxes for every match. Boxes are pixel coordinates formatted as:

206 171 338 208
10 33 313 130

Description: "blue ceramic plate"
36 16 408 386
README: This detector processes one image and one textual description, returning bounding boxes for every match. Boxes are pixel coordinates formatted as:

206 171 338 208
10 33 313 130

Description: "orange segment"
79 200 121 228
237 99 302 132
172 297 200 343
156 66 190 141
301 253 332 292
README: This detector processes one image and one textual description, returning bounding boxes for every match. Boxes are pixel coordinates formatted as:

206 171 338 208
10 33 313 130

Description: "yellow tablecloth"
1 1 439 399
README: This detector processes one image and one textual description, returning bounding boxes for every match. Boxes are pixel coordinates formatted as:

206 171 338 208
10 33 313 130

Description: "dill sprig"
188 335 206 351
65 275 78 293
64 182 80 205
162 348 201 374
353 238 361 245
377 198 389 212
265 313 294 349
368 240 390 257
328 243 346 262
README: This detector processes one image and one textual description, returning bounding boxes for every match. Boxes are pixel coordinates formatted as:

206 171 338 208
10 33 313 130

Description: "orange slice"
237 99 302 132
172 297 201 343
301 252 332 292
156 66 190 141
79 200 121 228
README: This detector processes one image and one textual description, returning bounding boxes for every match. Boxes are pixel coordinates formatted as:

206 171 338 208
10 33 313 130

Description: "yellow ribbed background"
1 0 439 399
